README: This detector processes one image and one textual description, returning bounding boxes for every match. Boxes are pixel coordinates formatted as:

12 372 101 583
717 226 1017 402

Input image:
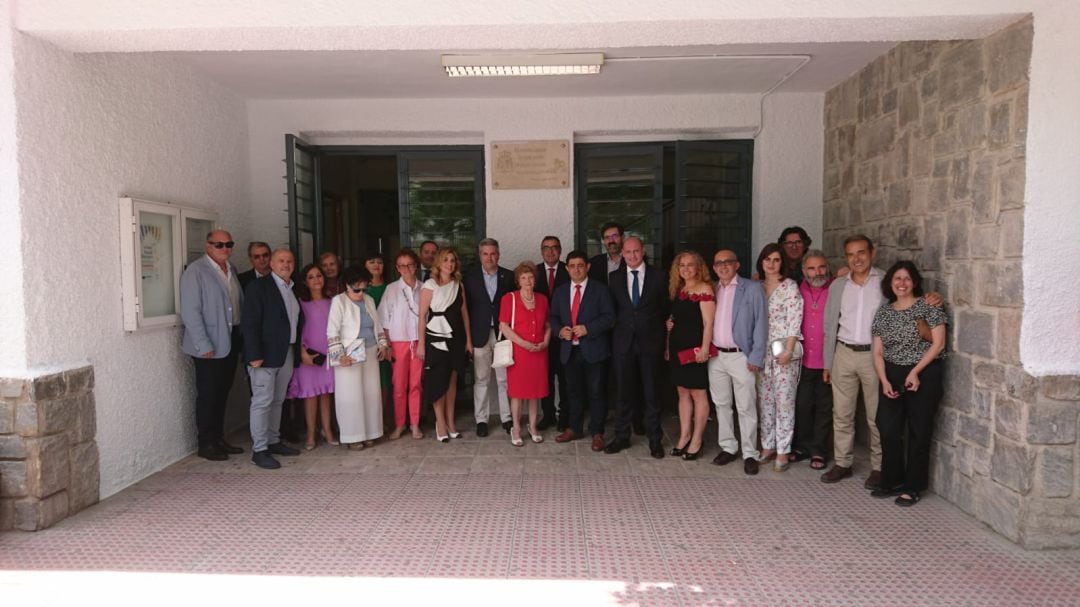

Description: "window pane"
139 210 176 318
580 152 658 260
185 217 214 265
404 155 481 267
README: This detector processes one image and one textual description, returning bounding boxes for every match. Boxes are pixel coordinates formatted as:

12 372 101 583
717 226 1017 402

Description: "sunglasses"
208 241 235 249
348 285 367 294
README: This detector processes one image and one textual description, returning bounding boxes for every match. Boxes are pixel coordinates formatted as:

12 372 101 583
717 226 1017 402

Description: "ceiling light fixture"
441 53 604 77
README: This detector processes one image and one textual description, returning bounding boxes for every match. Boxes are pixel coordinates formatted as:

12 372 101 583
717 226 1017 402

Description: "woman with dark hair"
777 226 812 283
363 251 393 427
286 264 336 450
871 260 946 506
664 251 715 460
756 243 804 471
498 261 551 446
418 246 472 442
327 265 391 450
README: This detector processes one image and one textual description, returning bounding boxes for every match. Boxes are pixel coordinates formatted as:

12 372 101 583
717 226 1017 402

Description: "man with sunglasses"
238 241 272 290
180 230 246 461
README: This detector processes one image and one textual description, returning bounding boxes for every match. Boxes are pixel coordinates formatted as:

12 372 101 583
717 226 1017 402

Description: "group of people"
179 222 947 507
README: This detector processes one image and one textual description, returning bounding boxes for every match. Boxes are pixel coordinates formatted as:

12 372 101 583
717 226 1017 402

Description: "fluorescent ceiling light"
441 53 604 77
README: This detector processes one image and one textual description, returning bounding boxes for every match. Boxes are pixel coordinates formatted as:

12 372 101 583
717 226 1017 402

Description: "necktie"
547 267 555 294
571 284 582 340
631 270 641 307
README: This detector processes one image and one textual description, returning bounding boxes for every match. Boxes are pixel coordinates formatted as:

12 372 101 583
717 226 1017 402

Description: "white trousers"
473 328 510 424
708 351 760 460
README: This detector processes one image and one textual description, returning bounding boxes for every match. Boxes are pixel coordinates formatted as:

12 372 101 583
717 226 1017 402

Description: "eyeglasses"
603 234 621 242
713 260 738 267
783 240 805 247
396 263 416 269
208 241 235 249
348 285 366 294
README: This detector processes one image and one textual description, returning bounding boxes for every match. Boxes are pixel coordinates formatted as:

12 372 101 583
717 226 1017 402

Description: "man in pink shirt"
792 251 833 471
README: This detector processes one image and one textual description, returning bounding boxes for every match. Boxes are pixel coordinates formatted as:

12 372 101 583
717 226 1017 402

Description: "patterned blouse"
871 297 947 365
766 278 804 344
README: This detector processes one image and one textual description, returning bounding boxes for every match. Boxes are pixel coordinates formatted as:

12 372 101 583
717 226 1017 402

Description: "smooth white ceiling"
162 43 895 99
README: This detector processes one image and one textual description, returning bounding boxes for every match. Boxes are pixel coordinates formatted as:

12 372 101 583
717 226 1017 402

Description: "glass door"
397 150 486 267
285 134 322 268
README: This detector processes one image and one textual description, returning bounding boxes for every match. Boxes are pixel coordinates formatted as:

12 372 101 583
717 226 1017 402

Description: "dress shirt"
207 255 242 325
607 255 621 276
482 267 498 302
625 263 645 303
378 278 421 342
271 272 300 343
712 276 739 349
800 279 832 370
837 268 883 346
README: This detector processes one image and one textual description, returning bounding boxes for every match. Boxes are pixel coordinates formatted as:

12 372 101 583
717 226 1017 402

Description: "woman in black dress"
665 251 716 460
417 247 472 442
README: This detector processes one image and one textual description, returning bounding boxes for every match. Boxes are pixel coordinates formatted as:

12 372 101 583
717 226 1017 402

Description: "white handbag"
491 293 516 369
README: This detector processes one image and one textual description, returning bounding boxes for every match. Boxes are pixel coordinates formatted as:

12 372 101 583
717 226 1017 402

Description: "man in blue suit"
463 238 516 437
551 250 616 452
180 229 245 461
708 249 768 475
242 248 303 470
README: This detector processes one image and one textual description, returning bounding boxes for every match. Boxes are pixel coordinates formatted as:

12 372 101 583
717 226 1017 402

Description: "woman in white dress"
327 265 391 450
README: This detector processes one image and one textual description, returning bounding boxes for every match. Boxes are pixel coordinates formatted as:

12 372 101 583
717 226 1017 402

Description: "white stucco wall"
0 0 27 373
247 93 824 268
12 34 248 496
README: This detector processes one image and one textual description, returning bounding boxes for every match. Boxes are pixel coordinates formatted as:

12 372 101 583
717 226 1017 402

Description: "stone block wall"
0 366 100 531
823 17 1080 549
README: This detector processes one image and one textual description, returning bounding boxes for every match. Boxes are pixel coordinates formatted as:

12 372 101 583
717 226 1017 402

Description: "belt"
840 341 871 352
713 345 741 353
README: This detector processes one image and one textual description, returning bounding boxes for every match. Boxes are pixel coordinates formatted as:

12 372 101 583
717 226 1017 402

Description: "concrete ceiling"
162 42 895 99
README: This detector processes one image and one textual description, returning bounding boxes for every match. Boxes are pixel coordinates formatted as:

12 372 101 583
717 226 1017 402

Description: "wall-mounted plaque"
491 140 569 190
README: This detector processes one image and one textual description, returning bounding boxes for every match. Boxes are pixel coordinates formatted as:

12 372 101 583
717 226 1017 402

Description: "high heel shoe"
682 448 702 461
670 444 688 457
510 428 524 447
448 430 462 439
436 432 449 443
529 428 544 444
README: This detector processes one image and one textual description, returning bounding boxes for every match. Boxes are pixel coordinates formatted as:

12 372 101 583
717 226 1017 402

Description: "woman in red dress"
498 261 551 446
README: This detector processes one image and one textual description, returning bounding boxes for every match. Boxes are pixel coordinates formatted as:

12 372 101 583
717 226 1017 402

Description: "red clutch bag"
677 344 719 365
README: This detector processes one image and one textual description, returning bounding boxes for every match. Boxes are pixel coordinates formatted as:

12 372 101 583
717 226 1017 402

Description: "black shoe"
649 440 665 459
712 451 737 466
743 457 759 475
603 438 631 454
217 440 243 455
537 417 555 431
476 422 489 438
502 421 513 434
197 444 228 461
252 451 281 469
267 442 300 456
682 449 701 461
872 485 904 499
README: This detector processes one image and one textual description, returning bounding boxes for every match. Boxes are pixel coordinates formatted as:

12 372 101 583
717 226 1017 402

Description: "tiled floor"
3 418 1079 606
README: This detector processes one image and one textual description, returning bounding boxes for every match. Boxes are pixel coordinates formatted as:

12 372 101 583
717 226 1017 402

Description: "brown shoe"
864 470 883 491
743 458 759 475
555 429 579 443
591 434 606 452
712 451 737 466
821 465 853 483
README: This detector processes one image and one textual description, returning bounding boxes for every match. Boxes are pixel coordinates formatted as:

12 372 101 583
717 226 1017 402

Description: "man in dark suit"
605 236 668 458
463 238 516 436
237 241 271 290
588 221 626 285
242 248 304 469
552 250 616 452
534 235 570 430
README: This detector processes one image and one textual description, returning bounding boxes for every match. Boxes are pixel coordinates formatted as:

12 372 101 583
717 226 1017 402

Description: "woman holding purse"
286 264 336 450
327 265 390 450
665 251 715 460
498 261 551 447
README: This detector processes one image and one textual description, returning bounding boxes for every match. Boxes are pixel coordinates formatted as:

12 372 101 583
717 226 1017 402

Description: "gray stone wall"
0 366 100 531
823 17 1080 549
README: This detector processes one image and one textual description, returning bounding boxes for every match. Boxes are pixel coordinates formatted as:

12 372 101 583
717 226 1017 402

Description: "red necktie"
547 267 555 293
571 284 582 326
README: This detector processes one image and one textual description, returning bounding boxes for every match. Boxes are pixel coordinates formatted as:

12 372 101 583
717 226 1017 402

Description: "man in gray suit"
179 229 245 461
708 249 768 475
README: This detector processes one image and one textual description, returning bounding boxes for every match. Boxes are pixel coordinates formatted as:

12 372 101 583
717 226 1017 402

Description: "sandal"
809 456 827 470
772 460 791 472
347 442 365 451
529 428 544 443
895 492 921 507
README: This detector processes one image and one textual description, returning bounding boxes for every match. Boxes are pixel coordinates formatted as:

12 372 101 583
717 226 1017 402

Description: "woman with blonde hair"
665 251 715 460
418 246 472 442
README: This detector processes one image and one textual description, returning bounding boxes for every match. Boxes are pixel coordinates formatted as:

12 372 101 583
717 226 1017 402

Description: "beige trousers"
830 344 881 470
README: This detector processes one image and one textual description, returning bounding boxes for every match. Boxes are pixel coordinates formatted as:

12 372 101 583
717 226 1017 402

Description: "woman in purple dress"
287 264 337 450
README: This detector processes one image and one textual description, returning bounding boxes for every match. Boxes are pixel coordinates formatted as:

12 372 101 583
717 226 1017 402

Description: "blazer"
327 292 389 350
241 274 304 368
533 261 570 300
237 268 259 291
550 279 615 365
608 263 669 357
822 267 886 371
588 253 625 285
716 278 769 368
180 255 242 359
463 264 516 347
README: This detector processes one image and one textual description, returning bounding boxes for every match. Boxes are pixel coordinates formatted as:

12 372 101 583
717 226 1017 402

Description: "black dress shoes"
603 438 631 454
502 421 513 434
217 440 243 455
649 440 665 459
197 444 228 461
476 422 489 437
743 458 760 475
712 451 737 466
267 442 300 456
252 451 281 469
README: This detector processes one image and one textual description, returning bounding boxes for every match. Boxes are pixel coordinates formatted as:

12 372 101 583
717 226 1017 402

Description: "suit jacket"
717 278 769 368
550 279 615 365
588 253 625 285
180 255 242 359
463 264 516 347
238 268 259 291
822 267 886 371
534 261 570 300
241 274 304 368
608 263 669 357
